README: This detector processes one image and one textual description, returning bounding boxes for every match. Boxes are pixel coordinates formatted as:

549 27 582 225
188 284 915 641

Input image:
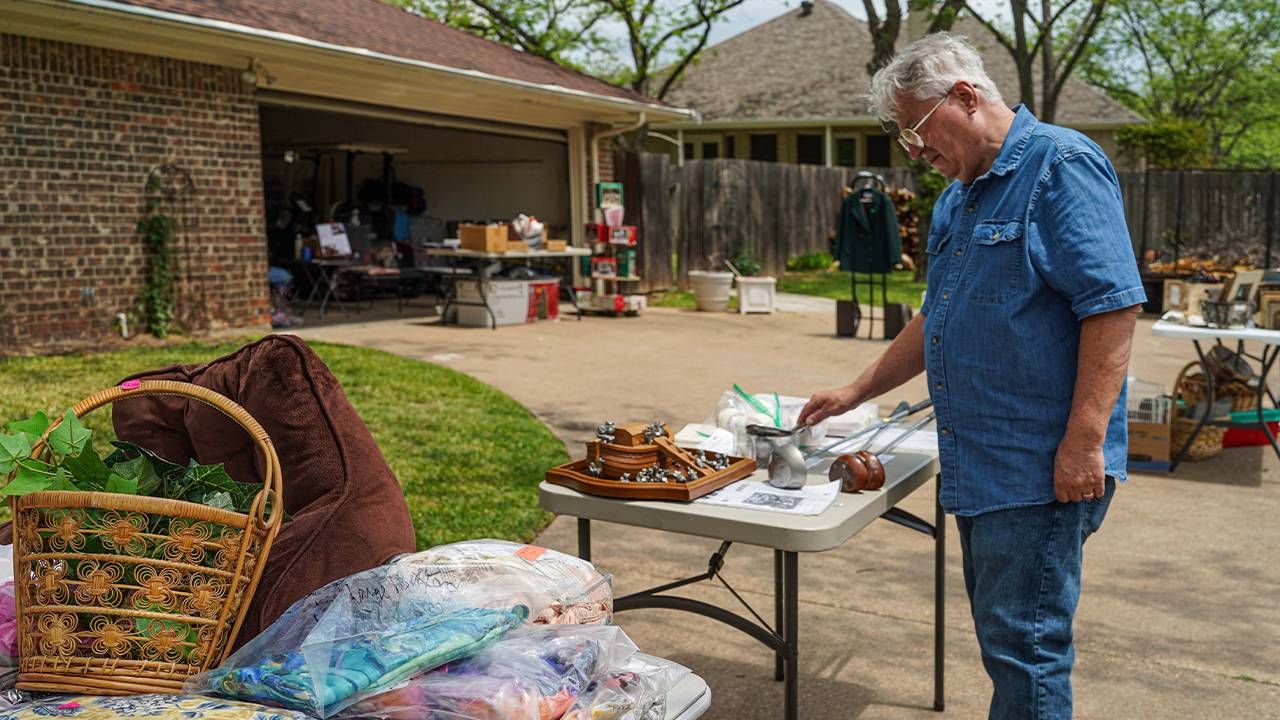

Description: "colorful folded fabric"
197 606 526 717
0 694 313 720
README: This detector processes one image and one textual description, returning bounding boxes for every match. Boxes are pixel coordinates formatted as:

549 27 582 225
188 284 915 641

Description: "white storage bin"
453 279 530 327
737 276 777 314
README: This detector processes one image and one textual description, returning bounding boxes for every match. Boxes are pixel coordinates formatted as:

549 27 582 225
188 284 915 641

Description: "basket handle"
33 379 284 532
1171 360 1205 417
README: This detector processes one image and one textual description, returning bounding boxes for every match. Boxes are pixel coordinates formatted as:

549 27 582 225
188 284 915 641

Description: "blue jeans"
956 476 1115 720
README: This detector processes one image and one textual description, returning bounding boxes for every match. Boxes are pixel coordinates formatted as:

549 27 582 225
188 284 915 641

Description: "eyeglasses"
891 91 951 154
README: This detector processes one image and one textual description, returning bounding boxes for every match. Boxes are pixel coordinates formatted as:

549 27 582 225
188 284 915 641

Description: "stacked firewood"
889 186 920 270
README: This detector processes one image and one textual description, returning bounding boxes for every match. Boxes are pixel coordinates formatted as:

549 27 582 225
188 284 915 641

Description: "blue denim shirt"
920 106 1147 516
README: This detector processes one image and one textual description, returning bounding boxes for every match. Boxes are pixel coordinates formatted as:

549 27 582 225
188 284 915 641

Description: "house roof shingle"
111 0 656 105
663 1 1142 126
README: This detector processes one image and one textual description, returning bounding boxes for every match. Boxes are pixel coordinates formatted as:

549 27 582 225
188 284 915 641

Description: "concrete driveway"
294 298 1280 719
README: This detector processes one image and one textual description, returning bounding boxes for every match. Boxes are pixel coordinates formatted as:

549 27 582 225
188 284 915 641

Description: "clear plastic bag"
339 625 638 720
401 541 612 626
187 541 612 718
712 387 830 458
561 652 691 720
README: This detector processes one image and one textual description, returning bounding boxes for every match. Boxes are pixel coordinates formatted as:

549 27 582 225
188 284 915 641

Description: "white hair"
868 32 1005 122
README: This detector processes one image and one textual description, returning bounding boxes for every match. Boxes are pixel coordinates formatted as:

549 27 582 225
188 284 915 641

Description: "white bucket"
688 271 734 312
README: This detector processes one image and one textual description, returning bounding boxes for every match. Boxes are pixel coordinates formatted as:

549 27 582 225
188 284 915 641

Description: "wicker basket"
1171 362 1226 461
10 380 284 695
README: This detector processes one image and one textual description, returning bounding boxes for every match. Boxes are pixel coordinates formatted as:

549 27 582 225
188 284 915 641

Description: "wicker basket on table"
9 380 284 695
1170 361 1227 461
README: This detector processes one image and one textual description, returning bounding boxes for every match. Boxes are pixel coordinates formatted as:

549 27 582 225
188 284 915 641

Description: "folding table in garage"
540 450 945 720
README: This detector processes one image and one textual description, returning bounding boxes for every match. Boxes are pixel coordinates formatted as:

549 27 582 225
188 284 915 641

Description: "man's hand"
1053 430 1106 502
798 386 862 427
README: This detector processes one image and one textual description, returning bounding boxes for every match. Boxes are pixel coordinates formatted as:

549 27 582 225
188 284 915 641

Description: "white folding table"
1151 319 1280 470
422 247 591 328
540 450 945 720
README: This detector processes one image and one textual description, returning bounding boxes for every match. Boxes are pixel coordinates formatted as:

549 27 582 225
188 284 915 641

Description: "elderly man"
798 33 1145 719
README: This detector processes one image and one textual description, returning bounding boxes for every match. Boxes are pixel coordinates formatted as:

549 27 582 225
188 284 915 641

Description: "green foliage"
786 251 834 272
1081 0 1280 167
137 177 179 338
907 159 951 222
1116 118 1210 168
730 247 762 276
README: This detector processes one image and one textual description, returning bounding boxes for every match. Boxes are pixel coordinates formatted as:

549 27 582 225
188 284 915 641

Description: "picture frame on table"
1259 291 1280 329
1222 269 1265 305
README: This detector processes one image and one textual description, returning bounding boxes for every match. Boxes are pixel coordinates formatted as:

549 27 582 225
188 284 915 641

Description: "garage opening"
258 102 573 326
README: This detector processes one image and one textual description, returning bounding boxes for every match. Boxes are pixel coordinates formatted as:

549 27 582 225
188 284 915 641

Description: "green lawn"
651 270 926 309
777 269 926 308
0 340 567 549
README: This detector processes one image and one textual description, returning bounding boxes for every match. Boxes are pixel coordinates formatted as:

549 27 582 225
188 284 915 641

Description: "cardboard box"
609 226 637 246
544 239 568 252
1128 420 1171 469
459 224 508 253
506 240 529 253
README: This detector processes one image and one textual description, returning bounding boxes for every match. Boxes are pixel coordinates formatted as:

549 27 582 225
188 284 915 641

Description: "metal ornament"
587 460 603 477
618 473 632 483
694 450 708 468
643 421 668 444
596 421 617 444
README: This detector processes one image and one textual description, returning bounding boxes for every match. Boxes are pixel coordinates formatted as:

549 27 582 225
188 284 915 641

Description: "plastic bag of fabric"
188 540 611 717
397 541 612 626
339 624 638 720
711 386 830 458
561 653 691 720
0 694 312 720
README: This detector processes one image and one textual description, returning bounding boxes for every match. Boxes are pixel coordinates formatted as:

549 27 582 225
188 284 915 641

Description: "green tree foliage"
1081 0 1280 167
394 0 746 100
1115 118 1210 168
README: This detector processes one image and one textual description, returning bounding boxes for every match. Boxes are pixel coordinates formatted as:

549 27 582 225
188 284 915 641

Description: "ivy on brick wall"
137 165 194 339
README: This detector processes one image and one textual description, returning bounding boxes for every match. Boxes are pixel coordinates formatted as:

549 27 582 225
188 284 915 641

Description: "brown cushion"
110 335 417 647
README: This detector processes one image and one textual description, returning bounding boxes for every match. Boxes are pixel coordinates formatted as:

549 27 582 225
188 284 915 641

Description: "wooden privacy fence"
620 153 1280 292
620 152 915 291
1118 169 1279 268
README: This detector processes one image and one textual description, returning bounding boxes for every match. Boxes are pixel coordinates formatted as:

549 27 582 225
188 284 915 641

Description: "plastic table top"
1152 318 1280 346
539 451 940 553
666 674 711 720
422 247 592 260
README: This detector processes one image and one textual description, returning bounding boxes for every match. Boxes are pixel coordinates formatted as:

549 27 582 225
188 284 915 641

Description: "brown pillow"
110 335 417 647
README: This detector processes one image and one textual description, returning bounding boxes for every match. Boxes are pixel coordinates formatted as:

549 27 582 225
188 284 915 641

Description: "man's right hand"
797 385 862 427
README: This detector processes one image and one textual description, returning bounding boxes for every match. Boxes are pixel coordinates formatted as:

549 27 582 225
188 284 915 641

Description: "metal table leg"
1255 345 1280 460
577 518 591 562
775 549 785 682
783 551 798 720
934 481 946 712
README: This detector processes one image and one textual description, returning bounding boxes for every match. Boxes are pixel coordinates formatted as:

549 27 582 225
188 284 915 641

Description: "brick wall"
0 34 269 356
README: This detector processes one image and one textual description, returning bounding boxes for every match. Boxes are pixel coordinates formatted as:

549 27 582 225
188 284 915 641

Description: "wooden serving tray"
546 438 755 501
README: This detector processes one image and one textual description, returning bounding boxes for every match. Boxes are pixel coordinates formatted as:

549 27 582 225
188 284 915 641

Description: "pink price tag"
57 702 80 710
121 380 141 390
514 545 547 562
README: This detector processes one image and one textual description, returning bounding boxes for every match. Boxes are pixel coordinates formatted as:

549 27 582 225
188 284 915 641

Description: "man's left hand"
1054 431 1106 502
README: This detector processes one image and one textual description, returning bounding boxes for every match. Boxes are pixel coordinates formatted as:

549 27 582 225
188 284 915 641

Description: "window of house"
866 134 891 166
683 143 695 160
796 134 823 165
702 142 719 159
725 136 736 159
835 137 858 167
750 134 778 162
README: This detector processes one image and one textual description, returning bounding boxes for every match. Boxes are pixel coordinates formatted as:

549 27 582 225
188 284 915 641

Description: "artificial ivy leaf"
6 412 49 446
201 491 235 511
62 446 112 489
105 441 184 490
0 433 33 475
2 459 55 496
45 410 91 457
48 467 77 491
105 472 139 495
108 455 161 497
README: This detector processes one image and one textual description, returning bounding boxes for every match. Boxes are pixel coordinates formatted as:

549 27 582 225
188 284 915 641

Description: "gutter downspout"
590 112 647 196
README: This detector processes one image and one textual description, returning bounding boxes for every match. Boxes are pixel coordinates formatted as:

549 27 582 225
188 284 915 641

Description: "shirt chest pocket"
966 220 1025 304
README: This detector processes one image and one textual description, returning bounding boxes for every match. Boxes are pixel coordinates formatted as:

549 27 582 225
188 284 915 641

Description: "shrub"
786 251 834 272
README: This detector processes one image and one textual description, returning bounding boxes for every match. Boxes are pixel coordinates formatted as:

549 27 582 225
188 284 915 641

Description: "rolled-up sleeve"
1029 151 1147 319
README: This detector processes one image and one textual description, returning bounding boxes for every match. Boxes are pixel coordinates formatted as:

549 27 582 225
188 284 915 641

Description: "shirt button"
931 336 939 345
942 292 949 299
940 427 950 435
966 206 976 213
954 249 963 257
935 382 943 390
